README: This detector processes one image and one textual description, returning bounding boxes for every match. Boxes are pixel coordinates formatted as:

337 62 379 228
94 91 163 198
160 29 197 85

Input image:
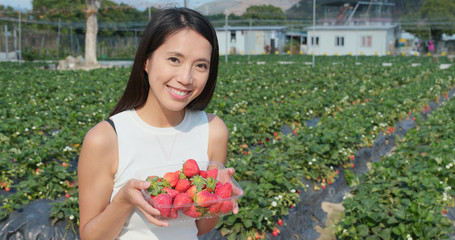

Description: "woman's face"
144 28 212 112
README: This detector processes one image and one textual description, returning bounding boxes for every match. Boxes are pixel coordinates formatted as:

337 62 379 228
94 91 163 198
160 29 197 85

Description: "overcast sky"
0 0 215 11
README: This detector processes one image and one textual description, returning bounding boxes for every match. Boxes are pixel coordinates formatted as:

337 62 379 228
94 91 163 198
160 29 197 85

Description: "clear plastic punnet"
135 161 244 222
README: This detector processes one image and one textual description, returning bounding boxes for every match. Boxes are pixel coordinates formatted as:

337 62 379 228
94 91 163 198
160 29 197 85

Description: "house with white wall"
215 26 287 55
305 0 400 56
305 24 400 56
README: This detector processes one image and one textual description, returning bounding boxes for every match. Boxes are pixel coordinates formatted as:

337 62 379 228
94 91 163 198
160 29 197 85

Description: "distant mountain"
196 0 300 16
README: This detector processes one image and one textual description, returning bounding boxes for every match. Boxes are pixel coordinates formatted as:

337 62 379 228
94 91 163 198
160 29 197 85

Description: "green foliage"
335 98 455 239
1 56 454 238
400 0 455 40
243 5 286 20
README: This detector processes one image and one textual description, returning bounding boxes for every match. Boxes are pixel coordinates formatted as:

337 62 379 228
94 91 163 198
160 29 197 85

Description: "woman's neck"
135 103 186 128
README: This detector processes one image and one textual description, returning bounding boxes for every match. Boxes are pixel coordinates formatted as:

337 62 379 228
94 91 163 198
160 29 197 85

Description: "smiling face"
144 28 212 114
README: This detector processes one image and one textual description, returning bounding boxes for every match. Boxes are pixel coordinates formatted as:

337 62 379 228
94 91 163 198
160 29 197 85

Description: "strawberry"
186 185 197 198
173 193 193 211
195 190 217 207
206 168 218 179
277 219 283 226
219 200 233 213
190 175 207 191
215 182 232 199
205 177 218 192
208 201 221 214
151 193 172 217
175 178 191 193
169 208 178 219
208 195 222 214
163 187 179 199
184 205 202 218
183 159 200 178
146 176 164 197
199 170 207 178
163 171 179 187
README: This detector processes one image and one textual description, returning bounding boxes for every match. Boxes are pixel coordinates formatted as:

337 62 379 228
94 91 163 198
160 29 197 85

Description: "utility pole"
312 0 316 67
225 9 228 63
18 11 22 61
184 0 188 8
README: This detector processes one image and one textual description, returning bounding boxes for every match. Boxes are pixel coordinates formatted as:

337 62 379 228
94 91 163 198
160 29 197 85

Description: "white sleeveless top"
109 109 209 239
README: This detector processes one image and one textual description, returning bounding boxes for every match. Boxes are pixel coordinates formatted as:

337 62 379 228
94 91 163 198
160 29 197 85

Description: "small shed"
215 26 287 55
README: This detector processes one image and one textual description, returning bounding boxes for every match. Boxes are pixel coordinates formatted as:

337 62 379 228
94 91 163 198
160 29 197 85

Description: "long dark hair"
110 8 219 116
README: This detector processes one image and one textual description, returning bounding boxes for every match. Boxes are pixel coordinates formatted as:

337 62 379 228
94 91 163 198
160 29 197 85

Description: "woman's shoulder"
82 120 117 152
206 113 228 140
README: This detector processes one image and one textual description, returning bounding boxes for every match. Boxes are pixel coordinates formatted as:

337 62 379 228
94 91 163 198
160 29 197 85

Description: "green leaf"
379 228 391 240
358 224 369 237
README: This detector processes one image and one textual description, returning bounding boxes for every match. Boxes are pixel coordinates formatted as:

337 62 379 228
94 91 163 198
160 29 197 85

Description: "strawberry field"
0 55 454 239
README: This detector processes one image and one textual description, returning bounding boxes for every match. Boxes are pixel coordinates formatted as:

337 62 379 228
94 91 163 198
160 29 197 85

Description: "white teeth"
170 87 188 96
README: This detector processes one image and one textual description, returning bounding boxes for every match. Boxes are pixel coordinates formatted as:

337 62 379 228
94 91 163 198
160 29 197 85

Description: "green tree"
32 0 86 22
400 0 455 40
243 5 286 20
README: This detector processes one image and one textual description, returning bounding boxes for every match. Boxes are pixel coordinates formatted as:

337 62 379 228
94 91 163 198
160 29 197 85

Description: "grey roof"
304 24 399 31
215 26 288 31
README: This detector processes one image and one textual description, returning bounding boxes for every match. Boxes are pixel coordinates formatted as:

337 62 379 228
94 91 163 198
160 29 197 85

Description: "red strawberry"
146 176 164 197
169 208 178 219
183 159 200 178
277 219 283 226
163 171 179 187
152 193 172 217
206 168 218 179
190 175 207 191
219 200 233 213
163 187 179 199
186 185 197 198
175 178 191 193
173 193 193 211
184 205 202 218
199 170 207 178
195 190 217 207
208 196 222 214
205 177 218 192
215 182 232 199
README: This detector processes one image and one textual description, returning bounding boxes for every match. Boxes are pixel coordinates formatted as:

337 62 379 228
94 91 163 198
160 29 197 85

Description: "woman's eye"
169 57 179 63
196 63 208 70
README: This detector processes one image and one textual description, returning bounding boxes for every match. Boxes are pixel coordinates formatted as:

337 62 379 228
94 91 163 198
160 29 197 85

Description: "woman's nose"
177 65 192 84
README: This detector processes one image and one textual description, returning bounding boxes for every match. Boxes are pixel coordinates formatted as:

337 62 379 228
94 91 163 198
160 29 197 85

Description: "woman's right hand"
115 179 169 227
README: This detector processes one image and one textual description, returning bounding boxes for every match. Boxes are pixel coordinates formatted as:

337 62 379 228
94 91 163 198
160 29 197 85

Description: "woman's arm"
78 121 167 240
196 113 229 236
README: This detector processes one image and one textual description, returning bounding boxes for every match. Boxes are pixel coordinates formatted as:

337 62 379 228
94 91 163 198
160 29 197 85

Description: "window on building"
311 36 319 46
335 36 344 46
230 31 236 43
362 36 372 47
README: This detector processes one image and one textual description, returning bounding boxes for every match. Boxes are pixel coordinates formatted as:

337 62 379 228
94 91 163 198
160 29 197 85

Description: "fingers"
124 179 169 227
136 205 169 227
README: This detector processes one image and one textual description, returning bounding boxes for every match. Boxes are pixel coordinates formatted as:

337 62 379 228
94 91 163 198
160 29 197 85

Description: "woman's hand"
217 167 243 214
115 179 169 227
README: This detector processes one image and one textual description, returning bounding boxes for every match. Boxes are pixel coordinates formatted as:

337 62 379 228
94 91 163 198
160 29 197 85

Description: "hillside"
196 0 300 16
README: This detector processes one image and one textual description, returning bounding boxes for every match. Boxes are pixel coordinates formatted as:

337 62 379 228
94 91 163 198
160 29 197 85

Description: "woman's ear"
144 58 149 73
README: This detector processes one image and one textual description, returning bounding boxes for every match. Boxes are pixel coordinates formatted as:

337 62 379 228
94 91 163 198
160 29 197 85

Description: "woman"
78 7 237 239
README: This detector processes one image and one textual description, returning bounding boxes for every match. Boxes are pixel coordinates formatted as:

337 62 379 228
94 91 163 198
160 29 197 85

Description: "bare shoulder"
79 120 118 174
206 113 228 140
83 121 117 149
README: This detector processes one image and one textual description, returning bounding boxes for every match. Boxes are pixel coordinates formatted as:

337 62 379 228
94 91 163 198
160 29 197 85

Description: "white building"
305 24 400 56
215 26 287 55
304 0 400 56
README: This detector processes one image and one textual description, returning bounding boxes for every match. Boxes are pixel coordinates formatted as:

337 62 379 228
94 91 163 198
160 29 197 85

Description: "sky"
0 0 216 11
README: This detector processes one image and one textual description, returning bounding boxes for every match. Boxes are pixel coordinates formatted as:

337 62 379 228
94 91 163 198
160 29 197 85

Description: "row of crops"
0 55 454 239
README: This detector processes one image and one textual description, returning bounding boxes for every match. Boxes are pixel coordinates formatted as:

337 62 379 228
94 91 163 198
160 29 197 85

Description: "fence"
1 14 455 61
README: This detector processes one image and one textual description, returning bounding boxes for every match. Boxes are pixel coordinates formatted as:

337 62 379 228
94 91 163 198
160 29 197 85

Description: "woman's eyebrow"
167 51 210 64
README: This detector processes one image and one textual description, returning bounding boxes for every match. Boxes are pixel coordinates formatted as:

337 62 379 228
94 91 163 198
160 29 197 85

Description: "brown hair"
110 8 219 116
